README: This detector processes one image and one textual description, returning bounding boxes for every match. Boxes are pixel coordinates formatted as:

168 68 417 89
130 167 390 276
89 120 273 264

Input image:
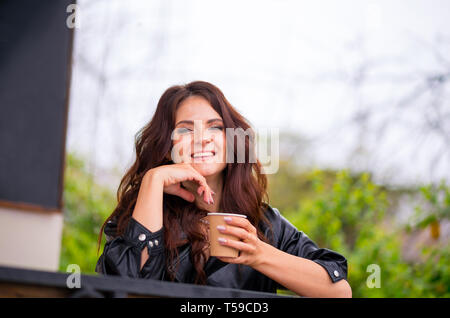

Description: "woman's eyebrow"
175 118 223 127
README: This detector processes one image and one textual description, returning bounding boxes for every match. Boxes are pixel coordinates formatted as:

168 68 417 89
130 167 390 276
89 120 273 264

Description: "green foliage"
59 153 116 274
278 170 450 297
406 180 450 296
409 180 450 230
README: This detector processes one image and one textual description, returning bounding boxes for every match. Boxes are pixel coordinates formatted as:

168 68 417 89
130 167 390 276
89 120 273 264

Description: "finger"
224 216 256 234
217 256 242 264
218 237 255 253
187 165 212 190
217 225 251 241
185 166 212 203
188 168 209 192
193 174 214 204
175 187 195 202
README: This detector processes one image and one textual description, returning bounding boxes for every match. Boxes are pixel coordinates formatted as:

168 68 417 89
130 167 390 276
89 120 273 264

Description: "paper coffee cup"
207 212 247 258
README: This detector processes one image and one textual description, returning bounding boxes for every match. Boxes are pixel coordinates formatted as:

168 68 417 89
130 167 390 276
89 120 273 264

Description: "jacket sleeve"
271 208 348 287
95 217 166 280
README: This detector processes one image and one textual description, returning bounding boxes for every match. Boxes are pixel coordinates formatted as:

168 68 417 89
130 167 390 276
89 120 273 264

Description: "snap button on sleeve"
148 241 154 248
154 239 159 246
138 234 146 241
334 270 340 277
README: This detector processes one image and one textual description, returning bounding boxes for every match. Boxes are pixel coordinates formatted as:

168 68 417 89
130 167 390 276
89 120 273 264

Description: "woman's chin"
191 163 224 177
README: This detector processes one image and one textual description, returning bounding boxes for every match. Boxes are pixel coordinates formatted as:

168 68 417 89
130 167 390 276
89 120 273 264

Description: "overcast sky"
67 0 450 189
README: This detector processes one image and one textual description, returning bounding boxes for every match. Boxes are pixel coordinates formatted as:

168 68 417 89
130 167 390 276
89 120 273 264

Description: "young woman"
96 81 352 297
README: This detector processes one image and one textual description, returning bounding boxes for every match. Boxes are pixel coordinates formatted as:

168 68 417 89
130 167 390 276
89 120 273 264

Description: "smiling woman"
95 81 351 297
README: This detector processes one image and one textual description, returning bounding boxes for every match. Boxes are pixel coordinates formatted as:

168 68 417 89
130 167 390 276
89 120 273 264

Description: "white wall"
0 206 63 272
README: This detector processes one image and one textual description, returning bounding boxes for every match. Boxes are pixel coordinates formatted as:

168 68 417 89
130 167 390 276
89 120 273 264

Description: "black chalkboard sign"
0 0 74 212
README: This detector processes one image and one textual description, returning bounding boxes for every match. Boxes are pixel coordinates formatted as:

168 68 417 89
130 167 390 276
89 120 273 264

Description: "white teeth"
192 152 214 158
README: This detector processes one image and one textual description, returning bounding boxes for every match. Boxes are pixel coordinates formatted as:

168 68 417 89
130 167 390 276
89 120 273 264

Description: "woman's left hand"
216 216 266 267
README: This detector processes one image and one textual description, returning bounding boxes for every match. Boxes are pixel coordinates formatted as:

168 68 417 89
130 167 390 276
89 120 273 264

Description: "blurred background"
1 0 449 297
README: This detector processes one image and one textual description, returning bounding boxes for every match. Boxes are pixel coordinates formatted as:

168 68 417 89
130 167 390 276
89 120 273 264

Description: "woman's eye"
209 126 224 131
176 127 192 134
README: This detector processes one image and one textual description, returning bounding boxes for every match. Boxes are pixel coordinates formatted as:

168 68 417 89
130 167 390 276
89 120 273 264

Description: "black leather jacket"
96 205 348 294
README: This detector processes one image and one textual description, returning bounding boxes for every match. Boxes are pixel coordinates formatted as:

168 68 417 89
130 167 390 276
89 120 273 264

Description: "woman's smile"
192 151 216 162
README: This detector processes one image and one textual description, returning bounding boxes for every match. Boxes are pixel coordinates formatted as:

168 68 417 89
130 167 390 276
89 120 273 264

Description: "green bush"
409 180 450 230
59 153 116 274
282 170 450 297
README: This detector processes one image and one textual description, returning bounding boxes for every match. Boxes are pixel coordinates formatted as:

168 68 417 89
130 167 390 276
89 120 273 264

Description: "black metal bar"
0 266 294 298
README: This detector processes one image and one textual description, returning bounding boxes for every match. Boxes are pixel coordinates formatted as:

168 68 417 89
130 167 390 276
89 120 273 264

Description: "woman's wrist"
252 240 275 270
132 169 165 232
144 168 164 186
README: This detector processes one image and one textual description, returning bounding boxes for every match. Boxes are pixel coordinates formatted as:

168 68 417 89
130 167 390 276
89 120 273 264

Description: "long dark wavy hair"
98 80 272 284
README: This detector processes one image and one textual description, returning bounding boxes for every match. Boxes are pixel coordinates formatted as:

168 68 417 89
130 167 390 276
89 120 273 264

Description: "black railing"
0 266 295 298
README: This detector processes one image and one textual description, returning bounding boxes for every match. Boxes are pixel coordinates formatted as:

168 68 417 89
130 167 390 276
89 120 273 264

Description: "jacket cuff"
124 217 165 255
312 259 347 283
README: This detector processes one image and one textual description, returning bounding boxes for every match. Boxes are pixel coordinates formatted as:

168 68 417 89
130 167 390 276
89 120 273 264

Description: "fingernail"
218 237 227 244
217 225 226 231
224 217 232 222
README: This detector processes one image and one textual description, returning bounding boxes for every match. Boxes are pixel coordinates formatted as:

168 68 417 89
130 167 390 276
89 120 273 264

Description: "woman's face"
171 95 227 177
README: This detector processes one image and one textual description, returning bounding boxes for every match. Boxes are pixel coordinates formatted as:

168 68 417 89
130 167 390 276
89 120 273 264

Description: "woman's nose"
193 133 213 146
193 125 213 143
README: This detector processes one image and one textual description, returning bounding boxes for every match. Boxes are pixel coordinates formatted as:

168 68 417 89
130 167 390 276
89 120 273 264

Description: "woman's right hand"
146 163 215 204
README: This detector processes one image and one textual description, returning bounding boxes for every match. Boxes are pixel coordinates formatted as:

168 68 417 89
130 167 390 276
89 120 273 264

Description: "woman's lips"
191 151 216 161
